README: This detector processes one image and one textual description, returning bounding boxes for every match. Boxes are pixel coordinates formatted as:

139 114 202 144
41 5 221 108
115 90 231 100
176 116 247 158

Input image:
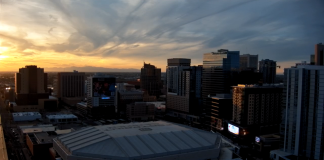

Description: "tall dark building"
240 54 258 71
229 84 283 141
56 70 85 98
15 65 48 105
86 73 116 118
259 59 276 84
201 49 239 130
140 63 162 97
310 54 315 65
315 43 324 65
207 94 233 131
166 65 202 115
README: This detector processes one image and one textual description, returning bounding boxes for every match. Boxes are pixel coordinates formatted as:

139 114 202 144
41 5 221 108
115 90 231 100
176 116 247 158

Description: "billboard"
228 124 239 135
92 77 115 97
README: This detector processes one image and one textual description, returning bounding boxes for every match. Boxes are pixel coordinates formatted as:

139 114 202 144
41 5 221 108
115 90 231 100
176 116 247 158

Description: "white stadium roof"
54 121 221 160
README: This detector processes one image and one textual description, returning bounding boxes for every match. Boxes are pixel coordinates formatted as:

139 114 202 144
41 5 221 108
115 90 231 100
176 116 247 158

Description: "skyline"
0 0 323 73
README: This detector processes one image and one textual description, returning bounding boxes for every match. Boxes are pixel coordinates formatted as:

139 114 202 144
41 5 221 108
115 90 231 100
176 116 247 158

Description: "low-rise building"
76 102 87 115
53 121 222 160
12 112 42 122
26 131 57 160
126 102 155 121
46 114 78 124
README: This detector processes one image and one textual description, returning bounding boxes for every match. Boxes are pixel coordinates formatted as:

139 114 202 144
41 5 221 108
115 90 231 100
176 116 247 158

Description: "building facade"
126 102 155 121
56 71 85 98
140 63 162 97
281 65 324 159
206 94 232 131
201 49 239 130
230 84 283 141
15 65 48 105
259 59 277 84
240 54 258 71
86 73 116 118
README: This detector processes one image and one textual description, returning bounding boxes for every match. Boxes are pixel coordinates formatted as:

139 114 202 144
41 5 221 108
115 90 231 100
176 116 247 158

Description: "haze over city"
0 0 323 72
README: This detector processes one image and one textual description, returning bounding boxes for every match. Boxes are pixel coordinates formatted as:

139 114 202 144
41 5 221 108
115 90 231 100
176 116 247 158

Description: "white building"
280 65 324 159
12 112 41 122
46 114 78 123
53 121 222 160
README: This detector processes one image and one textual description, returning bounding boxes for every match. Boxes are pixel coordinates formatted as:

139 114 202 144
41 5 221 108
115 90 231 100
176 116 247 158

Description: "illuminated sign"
93 77 116 97
228 124 239 135
255 136 260 143
101 97 110 99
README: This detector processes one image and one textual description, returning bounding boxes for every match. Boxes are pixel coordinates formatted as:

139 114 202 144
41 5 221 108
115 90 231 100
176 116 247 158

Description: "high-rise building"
314 43 324 65
240 54 258 71
259 59 276 84
310 54 315 65
201 50 239 130
140 63 162 97
117 84 144 118
207 94 233 131
56 70 85 98
280 65 324 159
86 73 116 118
229 84 283 143
15 65 48 105
166 65 202 115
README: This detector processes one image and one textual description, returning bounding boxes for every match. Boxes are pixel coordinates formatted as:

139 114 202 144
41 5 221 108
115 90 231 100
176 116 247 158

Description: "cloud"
0 0 323 72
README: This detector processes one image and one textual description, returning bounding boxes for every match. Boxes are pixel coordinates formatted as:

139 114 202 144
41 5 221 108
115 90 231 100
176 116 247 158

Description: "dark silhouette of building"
140 63 162 97
259 59 276 84
310 54 315 65
229 84 283 143
237 69 263 85
56 70 85 98
240 54 258 71
201 49 239 130
206 94 232 131
314 43 324 65
15 65 48 105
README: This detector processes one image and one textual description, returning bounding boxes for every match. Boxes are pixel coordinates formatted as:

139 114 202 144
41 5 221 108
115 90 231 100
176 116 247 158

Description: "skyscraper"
56 70 85 98
202 49 239 100
201 49 239 130
86 73 116 118
259 59 276 84
140 63 162 97
231 84 283 137
15 65 48 105
314 43 324 65
281 65 324 159
166 65 202 114
240 54 258 71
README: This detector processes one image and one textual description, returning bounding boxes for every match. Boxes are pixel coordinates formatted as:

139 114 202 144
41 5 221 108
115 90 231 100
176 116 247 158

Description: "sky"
0 0 323 73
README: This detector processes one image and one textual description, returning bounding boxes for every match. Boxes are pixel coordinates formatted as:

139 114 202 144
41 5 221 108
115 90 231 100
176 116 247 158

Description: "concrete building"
117 90 144 118
280 65 324 159
53 121 222 160
76 102 87 115
259 59 276 84
26 131 57 160
12 112 41 122
314 43 324 65
4 86 15 102
206 94 232 131
56 71 85 98
15 65 49 105
167 65 202 115
229 84 283 143
126 102 155 121
46 114 78 124
239 54 258 71
140 63 162 97
86 73 116 118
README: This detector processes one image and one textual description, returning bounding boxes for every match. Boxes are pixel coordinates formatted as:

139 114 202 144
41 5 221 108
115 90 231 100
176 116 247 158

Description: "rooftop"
234 84 283 88
46 114 78 119
55 121 221 160
12 112 41 117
